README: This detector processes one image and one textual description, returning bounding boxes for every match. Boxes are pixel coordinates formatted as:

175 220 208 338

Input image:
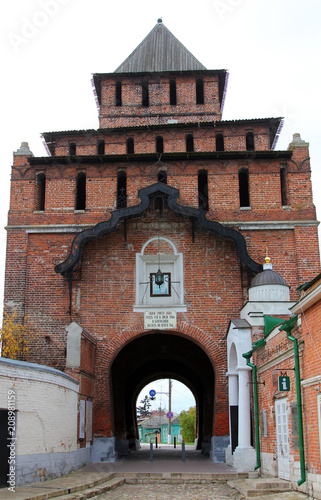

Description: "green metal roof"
264 316 284 338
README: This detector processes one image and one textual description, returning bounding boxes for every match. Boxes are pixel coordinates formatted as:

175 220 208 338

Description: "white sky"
137 378 196 414
1 1 321 321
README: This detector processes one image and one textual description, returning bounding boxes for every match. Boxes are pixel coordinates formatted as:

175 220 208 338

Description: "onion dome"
249 256 290 302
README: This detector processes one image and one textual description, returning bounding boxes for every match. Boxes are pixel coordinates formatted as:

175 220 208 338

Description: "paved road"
92 481 241 500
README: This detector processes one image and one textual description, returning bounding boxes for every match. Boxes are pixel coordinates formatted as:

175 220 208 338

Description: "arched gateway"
60 180 258 462
110 331 215 454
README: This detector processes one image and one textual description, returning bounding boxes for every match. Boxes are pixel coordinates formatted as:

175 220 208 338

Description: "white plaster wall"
249 284 290 302
226 321 252 371
0 359 79 456
261 451 278 477
306 471 321 499
240 301 295 326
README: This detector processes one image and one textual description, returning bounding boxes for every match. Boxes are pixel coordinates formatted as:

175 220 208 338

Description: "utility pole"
168 378 172 444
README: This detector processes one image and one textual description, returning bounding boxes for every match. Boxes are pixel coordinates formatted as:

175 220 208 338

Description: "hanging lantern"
155 269 165 287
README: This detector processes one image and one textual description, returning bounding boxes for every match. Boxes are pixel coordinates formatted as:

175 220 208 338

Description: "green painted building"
138 414 181 443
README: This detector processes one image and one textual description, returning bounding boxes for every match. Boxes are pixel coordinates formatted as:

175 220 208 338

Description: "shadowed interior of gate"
110 332 215 455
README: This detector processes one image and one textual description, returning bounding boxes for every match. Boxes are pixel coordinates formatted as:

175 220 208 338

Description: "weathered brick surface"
4 58 320 446
254 276 321 494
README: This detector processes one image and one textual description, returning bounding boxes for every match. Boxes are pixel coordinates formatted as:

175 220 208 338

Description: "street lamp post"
168 379 172 444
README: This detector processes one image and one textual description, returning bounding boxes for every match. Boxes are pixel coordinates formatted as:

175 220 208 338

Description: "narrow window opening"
97 140 105 155
117 170 127 208
246 132 254 151
156 136 164 154
158 170 167 184
186 134 194 152
76 172 86 210
196 78 204 104
198 169 209 211
126 137 134 154
36 173 46 211
280 165 288 206
142 78 149 107
69 142 76 156
115 81 122 106
216 134 224 152
170 79 177 105
239 168 250 207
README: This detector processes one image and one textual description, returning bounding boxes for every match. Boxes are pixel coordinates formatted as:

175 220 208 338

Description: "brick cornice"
291 283 321 313
5 219 319 233
28 150 293 166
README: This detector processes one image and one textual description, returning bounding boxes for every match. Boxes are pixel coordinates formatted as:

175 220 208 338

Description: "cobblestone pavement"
93 482 241 500
92 481 309 500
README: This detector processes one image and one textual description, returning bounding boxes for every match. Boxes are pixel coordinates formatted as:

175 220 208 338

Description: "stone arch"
108 320 221 372
107 324 217 456
229 342 238 371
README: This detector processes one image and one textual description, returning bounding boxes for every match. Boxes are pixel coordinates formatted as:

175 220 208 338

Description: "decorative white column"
232 365 256 472
228 373 239 407
225 372 238 465
237 366 252 447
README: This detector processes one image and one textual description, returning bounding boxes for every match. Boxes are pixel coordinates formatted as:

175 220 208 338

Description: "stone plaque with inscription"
144 310 177 330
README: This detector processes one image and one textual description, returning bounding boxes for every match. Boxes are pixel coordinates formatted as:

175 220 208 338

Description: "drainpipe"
280 317 306 486
243 337 266 471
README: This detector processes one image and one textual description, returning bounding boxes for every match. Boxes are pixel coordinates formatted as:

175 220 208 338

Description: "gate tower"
4 20 320 467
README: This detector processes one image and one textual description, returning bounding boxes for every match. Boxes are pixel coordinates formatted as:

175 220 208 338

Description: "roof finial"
157 18 163 23
263 247 273 270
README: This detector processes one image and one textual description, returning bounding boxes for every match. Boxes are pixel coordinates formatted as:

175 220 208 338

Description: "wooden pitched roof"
114 20 206 73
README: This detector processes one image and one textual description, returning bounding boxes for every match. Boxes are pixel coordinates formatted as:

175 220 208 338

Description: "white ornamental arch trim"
135 236 185 312
141 236 178 255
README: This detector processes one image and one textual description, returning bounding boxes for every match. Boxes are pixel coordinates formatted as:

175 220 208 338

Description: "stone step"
4 472 249 500
246 478 292 490
44 474 248 500
57 477 126 500
122 471 248 480
227 478 294 498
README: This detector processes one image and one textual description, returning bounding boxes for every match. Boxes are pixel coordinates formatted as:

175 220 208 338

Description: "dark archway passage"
110 332 215 454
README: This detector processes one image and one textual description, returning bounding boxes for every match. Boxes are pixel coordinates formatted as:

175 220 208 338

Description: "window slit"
156 136 164 154
142 78 149 107
97 140 105 155
69 142 76 155
280 165 288 206
186 134 194 152
126 137 134 154
76 172 86 210
239 168 250 207
196 78 204 104
158 170 167 184
198 170 209 211
216 134 224 152
246 132 254 151
117 171 127 208
115 81 122 106
36 173 46 211
170 79 177 105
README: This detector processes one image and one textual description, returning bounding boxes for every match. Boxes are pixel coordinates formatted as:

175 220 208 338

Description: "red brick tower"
4 20 320 463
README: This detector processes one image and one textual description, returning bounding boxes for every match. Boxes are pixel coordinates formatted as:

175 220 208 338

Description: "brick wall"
4 66 320 445
98 74 222 128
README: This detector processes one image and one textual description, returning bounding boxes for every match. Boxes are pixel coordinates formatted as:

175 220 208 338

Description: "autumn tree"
179 406 196 442
0 312 33 360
